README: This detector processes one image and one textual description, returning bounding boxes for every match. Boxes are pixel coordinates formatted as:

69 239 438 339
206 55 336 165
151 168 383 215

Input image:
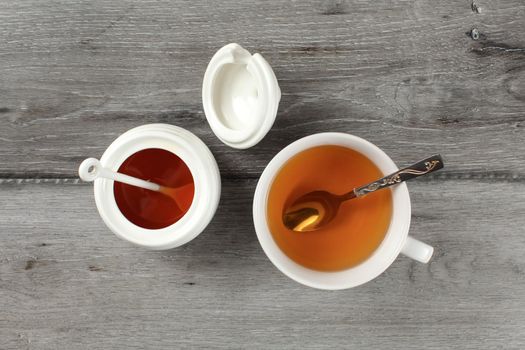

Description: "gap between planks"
0 171 524 185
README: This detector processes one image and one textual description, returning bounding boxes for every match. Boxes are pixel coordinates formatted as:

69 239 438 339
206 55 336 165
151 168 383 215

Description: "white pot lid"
202 43 281 149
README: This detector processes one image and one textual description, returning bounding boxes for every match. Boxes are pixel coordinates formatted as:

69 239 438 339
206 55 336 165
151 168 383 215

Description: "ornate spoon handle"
353 154 444 197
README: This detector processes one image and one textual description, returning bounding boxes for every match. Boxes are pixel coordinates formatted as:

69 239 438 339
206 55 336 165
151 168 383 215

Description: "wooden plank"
0 179 524 349
1 0 525 349
0 0 524 178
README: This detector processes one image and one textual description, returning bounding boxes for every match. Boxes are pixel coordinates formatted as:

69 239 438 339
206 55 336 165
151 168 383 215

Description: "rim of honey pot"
93 124 221 250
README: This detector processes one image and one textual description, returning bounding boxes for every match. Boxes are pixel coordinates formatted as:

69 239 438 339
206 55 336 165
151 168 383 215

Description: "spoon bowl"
283 191 340 232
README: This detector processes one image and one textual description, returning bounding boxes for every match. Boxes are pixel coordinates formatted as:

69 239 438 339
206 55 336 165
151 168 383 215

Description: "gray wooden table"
1 0 525 348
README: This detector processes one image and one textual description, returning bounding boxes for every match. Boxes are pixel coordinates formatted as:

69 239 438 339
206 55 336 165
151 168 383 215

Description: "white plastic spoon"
78 158 194 212
79 158 161 191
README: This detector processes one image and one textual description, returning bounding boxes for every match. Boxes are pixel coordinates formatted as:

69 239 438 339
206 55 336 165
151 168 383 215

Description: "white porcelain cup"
93 124 221 250
253 133 434 290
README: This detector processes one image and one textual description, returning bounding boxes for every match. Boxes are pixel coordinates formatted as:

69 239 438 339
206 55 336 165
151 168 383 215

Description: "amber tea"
267 145 393 271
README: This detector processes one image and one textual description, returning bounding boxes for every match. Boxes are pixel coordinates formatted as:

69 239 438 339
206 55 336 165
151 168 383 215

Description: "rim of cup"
253 132 411 290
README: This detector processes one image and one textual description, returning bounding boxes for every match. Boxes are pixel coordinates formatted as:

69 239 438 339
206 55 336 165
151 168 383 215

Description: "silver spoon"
283 154 444 232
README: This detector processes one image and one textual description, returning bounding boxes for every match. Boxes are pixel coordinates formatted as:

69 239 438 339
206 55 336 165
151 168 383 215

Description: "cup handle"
401 236 434 263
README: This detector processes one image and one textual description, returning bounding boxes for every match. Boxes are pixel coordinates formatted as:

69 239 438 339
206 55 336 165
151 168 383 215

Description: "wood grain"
0 0 524 178
1 0 525 349
1 180 524 349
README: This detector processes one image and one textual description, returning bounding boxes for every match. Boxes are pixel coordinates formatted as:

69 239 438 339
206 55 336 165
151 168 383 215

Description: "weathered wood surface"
1 180 525 349
1 0 524 349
